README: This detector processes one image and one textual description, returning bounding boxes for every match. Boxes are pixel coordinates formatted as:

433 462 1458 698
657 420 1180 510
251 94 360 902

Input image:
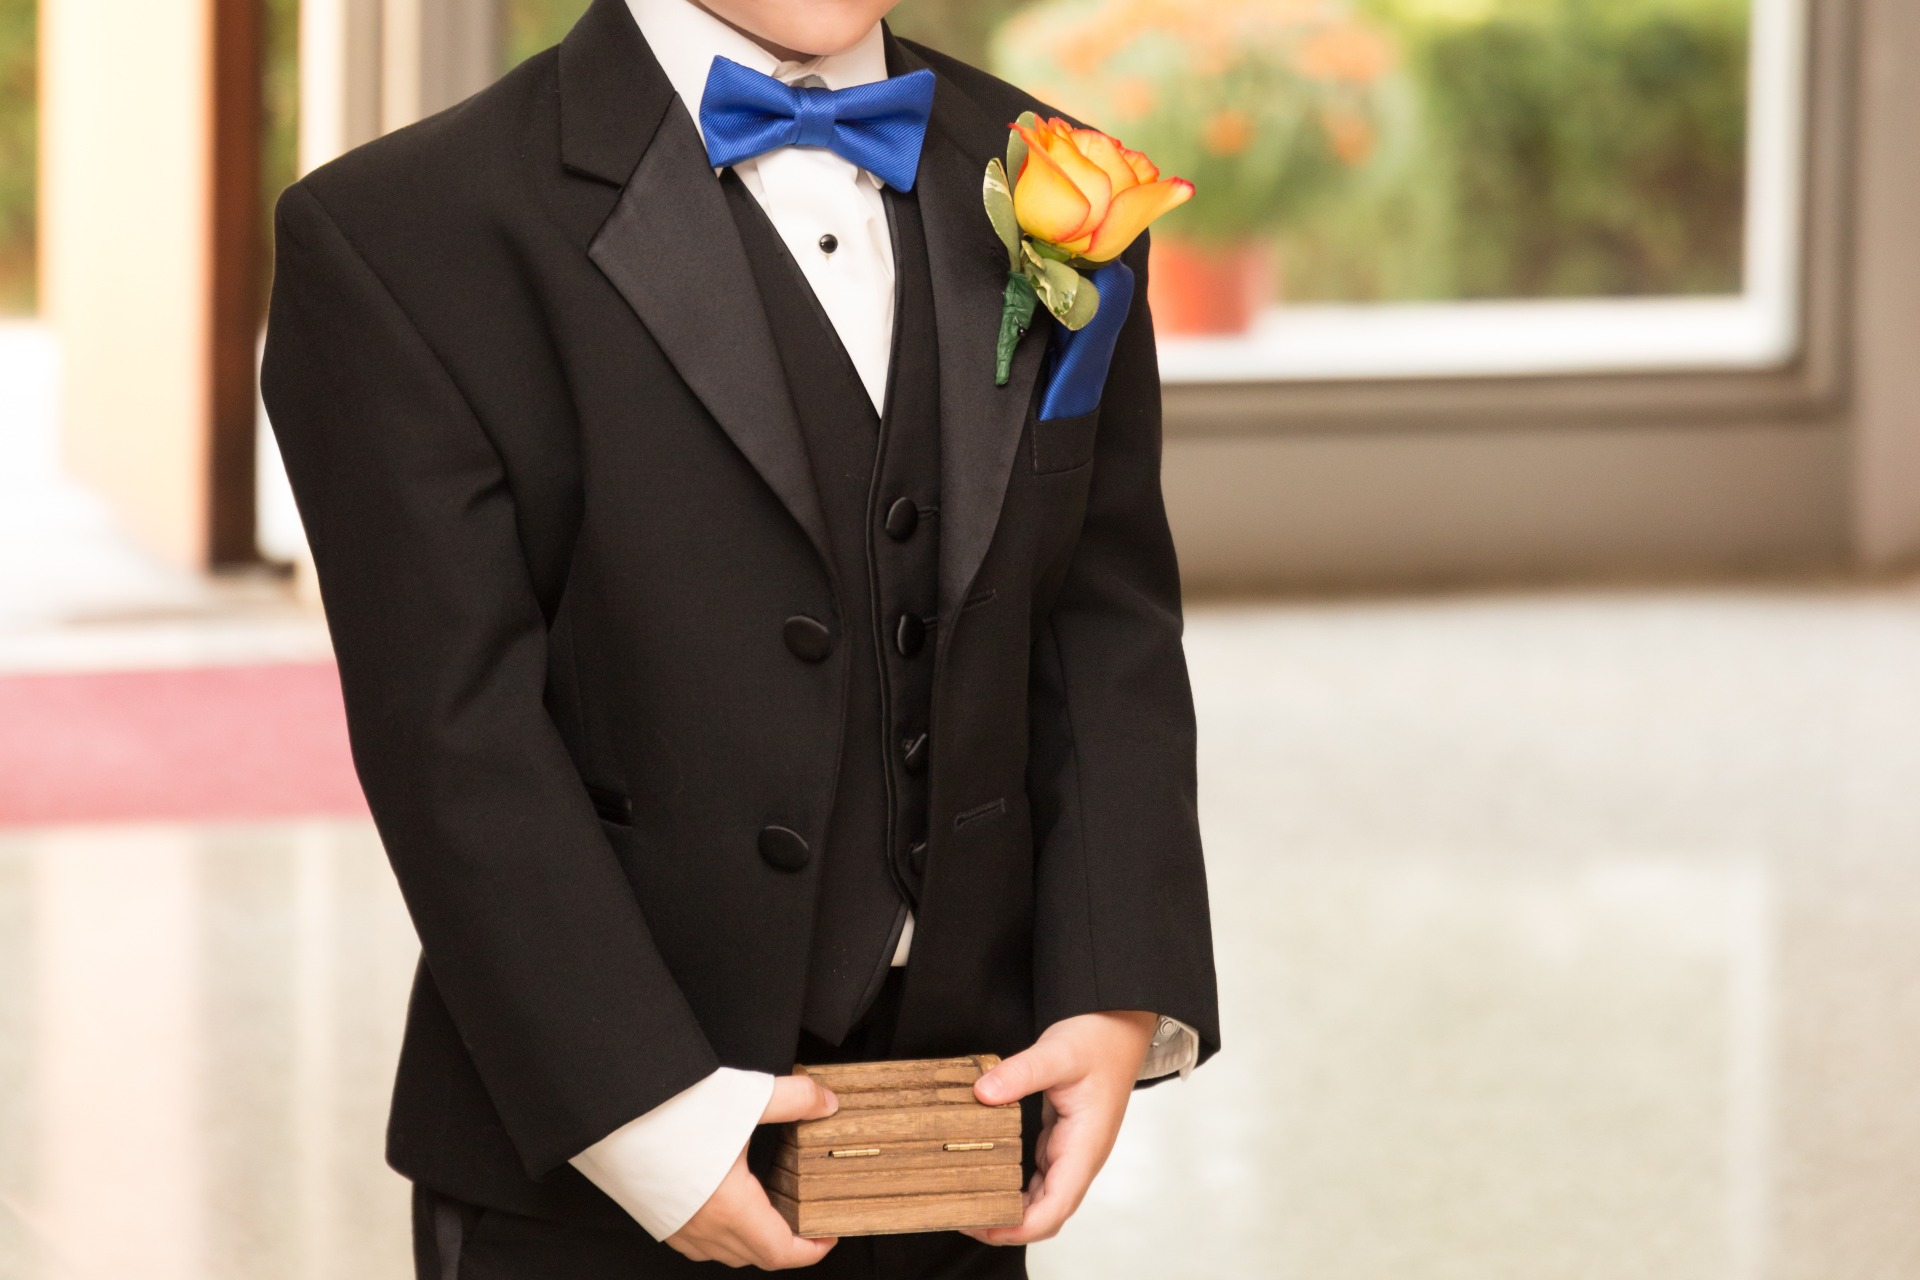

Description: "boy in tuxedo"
261 0 1217 1274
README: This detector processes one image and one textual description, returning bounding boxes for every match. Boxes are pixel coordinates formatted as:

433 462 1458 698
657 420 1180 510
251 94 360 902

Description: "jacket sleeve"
1026 234 1221 1066
260 181 720 1178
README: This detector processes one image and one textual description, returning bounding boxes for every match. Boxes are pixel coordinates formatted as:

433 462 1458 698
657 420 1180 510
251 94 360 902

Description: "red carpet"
0 663 369 827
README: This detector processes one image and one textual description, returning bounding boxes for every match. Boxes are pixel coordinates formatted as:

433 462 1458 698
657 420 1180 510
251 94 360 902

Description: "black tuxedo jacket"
262 0 1219 1223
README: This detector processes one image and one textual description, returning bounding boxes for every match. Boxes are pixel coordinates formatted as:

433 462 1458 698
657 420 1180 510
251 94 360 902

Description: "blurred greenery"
1293 0 1750 300
890 0 1028 66
505 0 592 69
988 1 1405 244
0 0 34 314
262 0 300 315
898 0 1750 302
0 0 1751 316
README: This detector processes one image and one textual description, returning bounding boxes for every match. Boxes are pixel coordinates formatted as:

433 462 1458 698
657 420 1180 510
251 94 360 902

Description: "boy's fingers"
703 1155 838 1270
760 1233 839 1270
760 1075 839 1124
972 1114 1104 1245
975 1041 1072 1106
734 1190 838 1270
976 1156 1084 1245
964 1166 1049 1246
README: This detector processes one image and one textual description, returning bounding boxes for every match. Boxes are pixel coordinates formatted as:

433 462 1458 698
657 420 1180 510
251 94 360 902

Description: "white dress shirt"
571 0 1199 1242
632 0 897 414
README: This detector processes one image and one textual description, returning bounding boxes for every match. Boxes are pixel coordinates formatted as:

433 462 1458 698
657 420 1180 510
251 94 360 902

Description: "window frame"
1160 0 1856 438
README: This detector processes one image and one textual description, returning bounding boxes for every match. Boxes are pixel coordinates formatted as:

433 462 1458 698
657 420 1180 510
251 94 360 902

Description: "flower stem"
996 272 1039 386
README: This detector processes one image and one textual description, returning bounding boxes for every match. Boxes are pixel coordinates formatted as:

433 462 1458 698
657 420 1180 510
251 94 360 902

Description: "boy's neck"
689 0 819 64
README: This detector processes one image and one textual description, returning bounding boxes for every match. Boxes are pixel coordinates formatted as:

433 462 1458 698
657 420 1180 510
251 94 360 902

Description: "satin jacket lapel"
891 41 1051 627
564 0 831 566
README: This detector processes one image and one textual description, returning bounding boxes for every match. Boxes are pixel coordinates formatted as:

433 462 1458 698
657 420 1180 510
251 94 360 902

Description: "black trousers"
412 973 1028 1279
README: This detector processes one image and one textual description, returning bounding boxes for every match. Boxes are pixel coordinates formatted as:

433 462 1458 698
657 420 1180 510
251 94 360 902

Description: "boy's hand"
965 1010 1158 1245
665 1075 841 1269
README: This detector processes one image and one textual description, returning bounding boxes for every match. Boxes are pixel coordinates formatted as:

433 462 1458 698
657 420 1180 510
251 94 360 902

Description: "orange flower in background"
1057 0 1159 75
1012 117 1194 262
987 0 1400 285
1322 108 1376 165
1108 77 1157 121
1294 23 1396 84
1052 0 1358 82
1187 38 1232 78
1201 109 1255 157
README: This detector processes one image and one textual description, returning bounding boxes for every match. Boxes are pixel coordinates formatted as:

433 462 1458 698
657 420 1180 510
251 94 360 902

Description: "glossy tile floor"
6 582 1920 1279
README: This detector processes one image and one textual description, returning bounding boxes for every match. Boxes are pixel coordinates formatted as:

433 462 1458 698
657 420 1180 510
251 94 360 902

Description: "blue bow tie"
699 57 936 192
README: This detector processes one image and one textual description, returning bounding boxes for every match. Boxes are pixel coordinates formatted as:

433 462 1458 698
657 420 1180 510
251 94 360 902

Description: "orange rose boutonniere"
984 112 1193 384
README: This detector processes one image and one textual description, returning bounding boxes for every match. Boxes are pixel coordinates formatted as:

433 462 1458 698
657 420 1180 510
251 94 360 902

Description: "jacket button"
902 732 928 774
783 615 833 662
894 613 926 657
907 838 928 876
884 497 919 541
758 825 811 871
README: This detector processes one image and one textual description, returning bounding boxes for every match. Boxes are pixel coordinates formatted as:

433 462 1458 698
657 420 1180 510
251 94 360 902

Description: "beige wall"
298 0 500 175
40 0 214 569
1849 0 1920 567
1167 423 1851 595
35 0 502 572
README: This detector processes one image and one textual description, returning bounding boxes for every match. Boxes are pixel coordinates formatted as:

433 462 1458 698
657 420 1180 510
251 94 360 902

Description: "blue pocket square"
1037 260 1135 423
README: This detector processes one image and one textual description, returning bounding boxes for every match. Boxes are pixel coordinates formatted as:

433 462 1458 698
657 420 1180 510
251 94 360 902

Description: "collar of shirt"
624 0 890 187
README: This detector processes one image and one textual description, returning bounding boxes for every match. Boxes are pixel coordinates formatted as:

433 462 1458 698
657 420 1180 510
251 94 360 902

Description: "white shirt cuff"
1138 1016 1201 1081
569 1066 775 1241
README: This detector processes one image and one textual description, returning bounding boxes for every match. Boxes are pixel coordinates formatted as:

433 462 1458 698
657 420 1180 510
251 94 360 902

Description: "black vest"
721 171 941 1044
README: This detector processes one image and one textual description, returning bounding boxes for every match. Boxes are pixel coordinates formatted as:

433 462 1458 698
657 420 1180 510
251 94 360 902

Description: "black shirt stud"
818 233 839 255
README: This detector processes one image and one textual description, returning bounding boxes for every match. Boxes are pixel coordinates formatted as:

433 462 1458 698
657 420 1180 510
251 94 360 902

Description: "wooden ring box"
768 1055 1026 1238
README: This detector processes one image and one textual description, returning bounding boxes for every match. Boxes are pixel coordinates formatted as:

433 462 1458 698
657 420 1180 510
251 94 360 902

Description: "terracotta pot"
1147 236 1276 336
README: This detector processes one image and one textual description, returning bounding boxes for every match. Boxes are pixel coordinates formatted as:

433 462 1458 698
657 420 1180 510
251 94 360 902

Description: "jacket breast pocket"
586 783 633 828
1031 408 1099 475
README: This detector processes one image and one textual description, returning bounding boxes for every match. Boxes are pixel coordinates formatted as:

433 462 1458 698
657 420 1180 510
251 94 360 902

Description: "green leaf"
1024 238 1073 264
1006 118 1030 190
1044 257 1090 320
1037 256 1083 322
1019 256 1057 315
995 272 1039 386
1058 275 1100 331
983 159 1020 271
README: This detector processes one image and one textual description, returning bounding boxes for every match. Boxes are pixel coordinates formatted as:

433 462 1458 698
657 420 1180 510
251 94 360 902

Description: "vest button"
902 732 928 774
783 615 833 662
907 838 928 876
884 497 919 541
894 613 926 658
758 825 811 871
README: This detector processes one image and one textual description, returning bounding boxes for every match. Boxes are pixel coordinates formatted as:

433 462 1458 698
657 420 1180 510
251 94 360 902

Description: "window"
892 0 1804 383
498 0 1807 386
